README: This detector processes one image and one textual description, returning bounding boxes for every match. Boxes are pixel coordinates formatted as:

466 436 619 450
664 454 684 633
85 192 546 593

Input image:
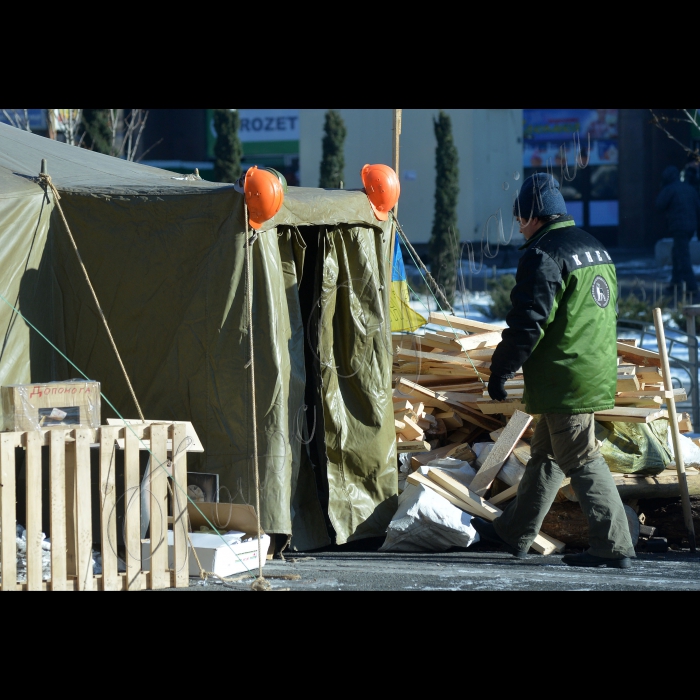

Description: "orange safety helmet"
361 164 400 221
244 165 285 230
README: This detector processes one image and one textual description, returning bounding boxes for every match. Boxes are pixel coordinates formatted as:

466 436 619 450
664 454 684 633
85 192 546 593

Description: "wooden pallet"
0 423 189 592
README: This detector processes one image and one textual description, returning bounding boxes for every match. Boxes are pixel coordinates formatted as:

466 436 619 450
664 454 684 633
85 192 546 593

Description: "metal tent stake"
653 307 697 552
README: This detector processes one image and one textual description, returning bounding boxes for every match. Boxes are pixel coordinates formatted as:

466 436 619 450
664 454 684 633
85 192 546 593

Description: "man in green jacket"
472 173 635 568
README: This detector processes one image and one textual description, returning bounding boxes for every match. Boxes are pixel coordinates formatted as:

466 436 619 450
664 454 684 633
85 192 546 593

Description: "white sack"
474 443 526 487
427 457 477 487
380 475 479 553
666 428 700 468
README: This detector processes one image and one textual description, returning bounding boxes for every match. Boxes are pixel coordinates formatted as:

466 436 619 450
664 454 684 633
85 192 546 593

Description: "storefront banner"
524 109 618 143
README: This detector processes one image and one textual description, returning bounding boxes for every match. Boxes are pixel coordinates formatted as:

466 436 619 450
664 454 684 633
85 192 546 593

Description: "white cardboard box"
141 531 270 578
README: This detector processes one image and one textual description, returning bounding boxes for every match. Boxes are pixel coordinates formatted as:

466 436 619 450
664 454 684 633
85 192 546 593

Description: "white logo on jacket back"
591 275 610 308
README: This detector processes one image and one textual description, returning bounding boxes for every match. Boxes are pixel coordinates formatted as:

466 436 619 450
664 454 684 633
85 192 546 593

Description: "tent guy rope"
243 201 269 591
37 159 145 422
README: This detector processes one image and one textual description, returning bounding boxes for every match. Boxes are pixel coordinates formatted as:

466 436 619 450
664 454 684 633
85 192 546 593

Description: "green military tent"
0 122 397 551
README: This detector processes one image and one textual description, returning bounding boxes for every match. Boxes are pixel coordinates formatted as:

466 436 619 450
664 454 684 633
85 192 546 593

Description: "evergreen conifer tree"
82 109 112 155
213 109 243 183
319 110 346 188
429 111 460 307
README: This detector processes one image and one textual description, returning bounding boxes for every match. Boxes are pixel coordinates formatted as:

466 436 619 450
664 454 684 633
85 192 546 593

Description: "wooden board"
400 415 423 440
488 482 519 505
171 423 190 588
455 331 503 351
453 406 506 431
25 432 42 591
99 427 119 591
441 391 483 404
123 427 141 591
427 470 500 518
407 472 487 513
64 441 77 578
484 388 524 399
476 399 528 415
613 396 662 408
512 443 531 466
49 430 67 591
149 424 169 590
74 429 94 591
616 342 662 367
435 410 463 430
410 442 463 469
679 413 693 433
617 388 686 400
594 407 667 423
107 418 204 452
427 469 565 555
394 378 452 412
637 367 663 383
419 332 463 351
470 411 533 496
0 434 17 591
396 347 491 371
428 312 504 334
444 442 477 462
397 440 431 452
617 374 641 391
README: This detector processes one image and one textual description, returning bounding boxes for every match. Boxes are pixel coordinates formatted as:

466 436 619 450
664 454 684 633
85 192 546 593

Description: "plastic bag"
594 419 671 475
380 468 479 552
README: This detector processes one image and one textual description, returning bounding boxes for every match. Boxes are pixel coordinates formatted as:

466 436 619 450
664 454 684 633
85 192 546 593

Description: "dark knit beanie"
513 173 567 219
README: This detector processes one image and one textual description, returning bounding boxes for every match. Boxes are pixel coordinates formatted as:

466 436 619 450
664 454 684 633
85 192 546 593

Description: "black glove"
488 373 513 401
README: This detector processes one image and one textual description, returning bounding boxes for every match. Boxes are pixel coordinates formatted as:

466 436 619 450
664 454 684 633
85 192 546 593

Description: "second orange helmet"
361 164 400 221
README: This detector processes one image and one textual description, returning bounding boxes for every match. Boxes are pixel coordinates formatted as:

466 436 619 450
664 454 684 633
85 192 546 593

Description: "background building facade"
4 108 692 251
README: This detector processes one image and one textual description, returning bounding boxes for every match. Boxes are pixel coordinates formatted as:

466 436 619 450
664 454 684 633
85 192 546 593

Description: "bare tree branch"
135 137 163 162
649 109 700 163
129 109 148 161
2 109 31 132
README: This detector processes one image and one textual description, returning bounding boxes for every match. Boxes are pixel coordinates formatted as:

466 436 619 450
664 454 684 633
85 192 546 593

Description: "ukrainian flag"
389 232 427 332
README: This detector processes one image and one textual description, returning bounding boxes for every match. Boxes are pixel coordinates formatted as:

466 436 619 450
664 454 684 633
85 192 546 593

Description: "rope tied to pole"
37 165 145 422
243 202 269 591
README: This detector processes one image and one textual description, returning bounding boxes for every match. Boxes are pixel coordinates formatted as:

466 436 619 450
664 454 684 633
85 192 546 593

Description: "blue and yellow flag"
389 233 427 332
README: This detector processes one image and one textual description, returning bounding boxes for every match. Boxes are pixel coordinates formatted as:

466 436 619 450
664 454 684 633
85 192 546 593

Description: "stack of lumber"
391 312 696 551
393 313 691 427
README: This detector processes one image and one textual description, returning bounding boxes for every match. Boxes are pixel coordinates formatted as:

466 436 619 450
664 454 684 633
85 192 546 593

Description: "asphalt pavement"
171 544 700 592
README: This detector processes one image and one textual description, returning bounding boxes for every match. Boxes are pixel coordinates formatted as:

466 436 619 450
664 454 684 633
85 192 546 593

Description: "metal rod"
653 307 697 552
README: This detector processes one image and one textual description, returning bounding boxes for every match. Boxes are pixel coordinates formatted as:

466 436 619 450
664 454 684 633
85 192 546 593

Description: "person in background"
683 162 700 195
472 172 635 569
656 165 700 295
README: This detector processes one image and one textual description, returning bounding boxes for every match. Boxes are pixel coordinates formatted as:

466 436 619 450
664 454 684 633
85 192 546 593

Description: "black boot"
562 551 632 569
472 517 528 559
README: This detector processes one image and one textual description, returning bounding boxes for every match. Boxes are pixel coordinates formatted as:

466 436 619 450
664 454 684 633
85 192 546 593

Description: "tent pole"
388 109 402 298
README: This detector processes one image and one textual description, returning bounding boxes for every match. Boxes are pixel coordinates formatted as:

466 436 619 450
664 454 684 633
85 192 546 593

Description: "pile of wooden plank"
393 312 691 432
392 312 696 551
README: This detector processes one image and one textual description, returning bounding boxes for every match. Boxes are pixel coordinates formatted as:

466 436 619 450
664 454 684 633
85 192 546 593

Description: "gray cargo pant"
492 413 635 559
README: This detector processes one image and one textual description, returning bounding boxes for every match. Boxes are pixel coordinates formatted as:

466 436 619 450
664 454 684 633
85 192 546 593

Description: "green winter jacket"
489 216 618 414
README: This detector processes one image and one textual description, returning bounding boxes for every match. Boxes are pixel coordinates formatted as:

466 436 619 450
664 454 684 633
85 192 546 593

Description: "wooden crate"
0 423 189 591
